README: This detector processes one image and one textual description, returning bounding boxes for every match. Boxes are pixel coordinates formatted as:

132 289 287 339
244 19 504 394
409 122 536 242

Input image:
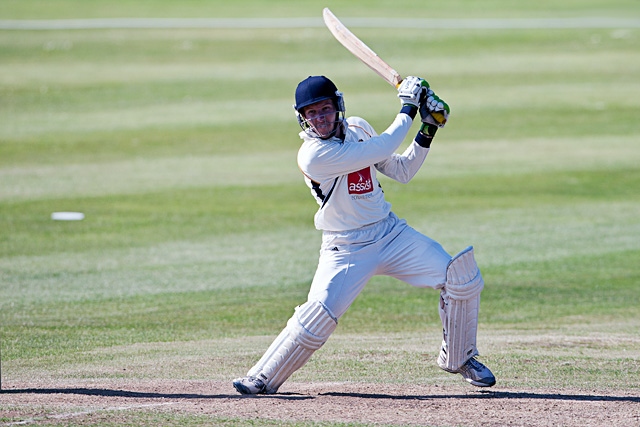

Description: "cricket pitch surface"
2 379 639 426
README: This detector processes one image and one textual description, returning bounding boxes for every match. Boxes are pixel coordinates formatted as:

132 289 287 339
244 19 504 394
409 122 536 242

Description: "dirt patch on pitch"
2 380 639 426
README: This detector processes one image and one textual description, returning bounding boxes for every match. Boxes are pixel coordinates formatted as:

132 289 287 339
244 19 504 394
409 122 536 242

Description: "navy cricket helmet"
294 76 345 113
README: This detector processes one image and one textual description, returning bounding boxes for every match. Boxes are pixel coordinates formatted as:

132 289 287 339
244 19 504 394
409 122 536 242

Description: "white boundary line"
0 17 639 30
2 402 176 426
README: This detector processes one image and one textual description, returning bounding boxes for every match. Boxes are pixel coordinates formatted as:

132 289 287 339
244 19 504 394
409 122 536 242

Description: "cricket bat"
322 8 403 88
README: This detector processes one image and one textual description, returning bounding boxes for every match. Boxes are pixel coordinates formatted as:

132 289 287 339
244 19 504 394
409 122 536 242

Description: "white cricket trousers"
307 212 452 320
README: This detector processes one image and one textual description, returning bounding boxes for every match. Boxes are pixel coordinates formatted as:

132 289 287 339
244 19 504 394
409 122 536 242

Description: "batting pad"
437 246 484 371
247 300 337 393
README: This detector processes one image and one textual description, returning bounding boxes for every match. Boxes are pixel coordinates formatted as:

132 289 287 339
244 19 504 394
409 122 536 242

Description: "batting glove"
397 76 428 108
420 88 450 128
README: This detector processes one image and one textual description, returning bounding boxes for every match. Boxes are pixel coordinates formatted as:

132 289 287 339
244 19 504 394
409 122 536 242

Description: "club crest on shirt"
348 167 373 195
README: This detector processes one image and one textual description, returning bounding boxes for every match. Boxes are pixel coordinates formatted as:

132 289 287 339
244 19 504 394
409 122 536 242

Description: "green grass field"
1 1 640 425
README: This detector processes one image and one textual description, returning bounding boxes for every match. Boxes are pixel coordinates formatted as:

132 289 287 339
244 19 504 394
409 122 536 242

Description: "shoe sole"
465 377 496 387
440 366 496 388
233 381 256 395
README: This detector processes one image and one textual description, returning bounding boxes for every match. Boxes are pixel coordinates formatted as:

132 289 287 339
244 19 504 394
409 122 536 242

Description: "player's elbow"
392 169 415 184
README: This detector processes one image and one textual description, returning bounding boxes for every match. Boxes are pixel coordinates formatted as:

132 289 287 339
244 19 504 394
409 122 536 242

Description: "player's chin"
315 124 336 139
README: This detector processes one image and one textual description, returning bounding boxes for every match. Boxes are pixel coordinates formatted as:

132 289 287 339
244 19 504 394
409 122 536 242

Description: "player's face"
303 99 338 139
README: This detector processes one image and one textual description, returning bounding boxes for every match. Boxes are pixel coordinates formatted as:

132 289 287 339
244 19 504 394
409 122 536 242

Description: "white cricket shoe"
448 358 496 387
233 376 267 395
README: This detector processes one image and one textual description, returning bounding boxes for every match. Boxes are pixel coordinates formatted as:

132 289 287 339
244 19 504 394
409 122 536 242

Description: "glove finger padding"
398 76 429 108
420 89 450 128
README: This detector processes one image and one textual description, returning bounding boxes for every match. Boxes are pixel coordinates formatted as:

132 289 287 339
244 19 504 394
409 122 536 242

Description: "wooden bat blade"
323 8 402 87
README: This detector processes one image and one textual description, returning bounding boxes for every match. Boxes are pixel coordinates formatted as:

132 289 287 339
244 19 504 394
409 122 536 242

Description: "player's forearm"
376 139 429 183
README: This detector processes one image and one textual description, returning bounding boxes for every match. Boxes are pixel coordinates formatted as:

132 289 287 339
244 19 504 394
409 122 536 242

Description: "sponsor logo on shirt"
348 167 373 195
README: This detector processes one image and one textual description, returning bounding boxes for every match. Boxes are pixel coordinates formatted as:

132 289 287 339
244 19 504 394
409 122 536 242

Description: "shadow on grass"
321 391 640 403
2 388 639 403
0 388 313 400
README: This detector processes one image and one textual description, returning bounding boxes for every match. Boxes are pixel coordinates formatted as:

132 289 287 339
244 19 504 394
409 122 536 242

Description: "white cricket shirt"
297 113 430 232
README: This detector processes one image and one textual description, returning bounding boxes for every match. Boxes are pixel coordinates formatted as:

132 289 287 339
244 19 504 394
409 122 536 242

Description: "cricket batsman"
233 75 496 394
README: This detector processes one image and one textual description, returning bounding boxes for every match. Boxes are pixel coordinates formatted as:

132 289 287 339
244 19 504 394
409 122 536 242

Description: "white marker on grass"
51 212 85 221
